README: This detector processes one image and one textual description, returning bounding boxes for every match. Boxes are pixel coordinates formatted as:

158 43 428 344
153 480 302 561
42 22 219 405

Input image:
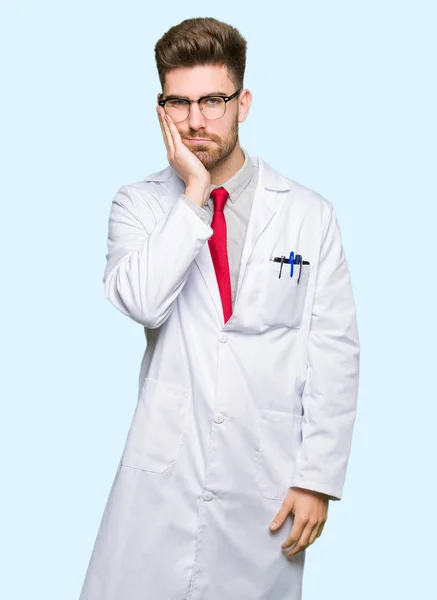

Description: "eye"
167 99 189 107
204 97 223 106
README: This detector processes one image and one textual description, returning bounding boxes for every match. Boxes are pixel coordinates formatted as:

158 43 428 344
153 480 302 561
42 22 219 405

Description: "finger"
310 514 327 544
164 112 183 149
308 525 320 546
280 515 305 551
162 113 175 154
312 520 326 543
270 498 295 532
157 107 174 155
285 520 315 557
156 107 170 154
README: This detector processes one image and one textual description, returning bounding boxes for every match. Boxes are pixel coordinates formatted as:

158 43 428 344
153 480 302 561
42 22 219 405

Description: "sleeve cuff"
181 193 211 225
289 479 343 501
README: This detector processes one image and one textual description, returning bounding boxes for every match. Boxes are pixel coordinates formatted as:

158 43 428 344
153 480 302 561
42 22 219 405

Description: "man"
79 16 360 600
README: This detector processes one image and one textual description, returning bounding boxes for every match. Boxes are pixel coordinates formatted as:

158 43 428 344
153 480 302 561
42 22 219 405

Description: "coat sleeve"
289 200 360 501
181 193 211 225
103 184 213 328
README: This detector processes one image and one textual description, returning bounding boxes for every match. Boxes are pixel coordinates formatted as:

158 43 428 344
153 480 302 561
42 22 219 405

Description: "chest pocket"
260 259 311 328
121 378 191 473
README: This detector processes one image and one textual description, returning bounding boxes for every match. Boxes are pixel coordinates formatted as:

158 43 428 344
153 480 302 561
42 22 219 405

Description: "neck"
209 143 245 185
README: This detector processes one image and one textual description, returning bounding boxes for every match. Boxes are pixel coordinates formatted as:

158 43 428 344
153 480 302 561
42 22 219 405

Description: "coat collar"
143 156 290 193
144 156 292 329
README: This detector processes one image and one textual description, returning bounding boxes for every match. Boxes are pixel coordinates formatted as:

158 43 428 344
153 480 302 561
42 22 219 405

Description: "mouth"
186 138 212 143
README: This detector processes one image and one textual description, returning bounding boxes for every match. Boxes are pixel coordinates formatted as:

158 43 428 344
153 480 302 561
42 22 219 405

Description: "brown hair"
154 17 247 92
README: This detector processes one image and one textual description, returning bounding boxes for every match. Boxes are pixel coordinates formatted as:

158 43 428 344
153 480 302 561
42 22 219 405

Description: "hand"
156 106 211 189
269 487 329 559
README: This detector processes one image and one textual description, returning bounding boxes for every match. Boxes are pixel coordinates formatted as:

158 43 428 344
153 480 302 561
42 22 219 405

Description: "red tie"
208 187 232 324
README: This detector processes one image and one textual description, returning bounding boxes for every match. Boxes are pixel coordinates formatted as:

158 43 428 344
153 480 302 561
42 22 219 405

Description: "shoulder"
255 156 334 218
118 164 173 196
108 167 172 229
286 178 335 226
109 165 185 230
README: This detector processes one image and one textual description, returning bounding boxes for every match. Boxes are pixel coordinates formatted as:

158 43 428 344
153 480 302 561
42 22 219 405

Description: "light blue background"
1 1 436 598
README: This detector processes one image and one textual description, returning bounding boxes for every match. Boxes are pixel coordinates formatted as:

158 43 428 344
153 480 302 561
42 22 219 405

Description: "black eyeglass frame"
158 88 242 121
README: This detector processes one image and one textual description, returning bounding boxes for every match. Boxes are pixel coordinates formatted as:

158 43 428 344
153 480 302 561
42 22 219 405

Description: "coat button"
202 491 213 501
218 333 227 342
214 413 224 424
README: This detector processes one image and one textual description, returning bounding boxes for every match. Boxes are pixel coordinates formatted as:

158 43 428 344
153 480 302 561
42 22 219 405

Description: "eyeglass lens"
164 97 226 122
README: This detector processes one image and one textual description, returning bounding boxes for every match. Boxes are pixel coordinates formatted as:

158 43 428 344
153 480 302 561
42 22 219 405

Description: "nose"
187 101 207 129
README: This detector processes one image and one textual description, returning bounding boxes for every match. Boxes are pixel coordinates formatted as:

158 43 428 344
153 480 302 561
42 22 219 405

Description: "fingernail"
270 521 277 530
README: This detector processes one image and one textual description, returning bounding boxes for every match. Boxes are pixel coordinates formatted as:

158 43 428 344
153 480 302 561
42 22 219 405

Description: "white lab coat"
79 156 360 600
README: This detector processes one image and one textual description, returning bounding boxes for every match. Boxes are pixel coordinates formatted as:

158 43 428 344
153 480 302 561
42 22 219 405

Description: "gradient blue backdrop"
1 1 436 598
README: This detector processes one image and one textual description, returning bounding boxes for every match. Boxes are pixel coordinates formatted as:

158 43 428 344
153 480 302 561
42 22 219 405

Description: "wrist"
184 184 210 208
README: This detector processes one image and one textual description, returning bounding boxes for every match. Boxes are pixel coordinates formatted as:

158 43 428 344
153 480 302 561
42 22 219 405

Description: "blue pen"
289 251 294 277
272 252 308 281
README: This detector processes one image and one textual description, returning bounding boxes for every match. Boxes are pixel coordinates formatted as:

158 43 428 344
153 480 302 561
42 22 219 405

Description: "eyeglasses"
158 88 242 122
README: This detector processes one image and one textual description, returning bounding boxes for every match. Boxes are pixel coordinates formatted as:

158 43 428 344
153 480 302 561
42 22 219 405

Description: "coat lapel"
194 157 291 327
144 156 291 327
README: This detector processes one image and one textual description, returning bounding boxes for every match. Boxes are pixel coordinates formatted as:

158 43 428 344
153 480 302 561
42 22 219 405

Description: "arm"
181 193 211 225
290 200 360 501
103 185 213 328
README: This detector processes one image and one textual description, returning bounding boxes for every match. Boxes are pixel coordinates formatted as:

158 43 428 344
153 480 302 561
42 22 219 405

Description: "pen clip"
295 254 303 285
278 255 285 279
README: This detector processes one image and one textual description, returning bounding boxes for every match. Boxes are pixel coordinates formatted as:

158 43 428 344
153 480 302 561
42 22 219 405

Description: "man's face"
159 65 250 171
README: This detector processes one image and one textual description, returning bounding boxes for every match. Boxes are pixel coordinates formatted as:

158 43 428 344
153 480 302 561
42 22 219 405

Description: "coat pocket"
260 260 310 328
121 378 191 473
254 409 303 500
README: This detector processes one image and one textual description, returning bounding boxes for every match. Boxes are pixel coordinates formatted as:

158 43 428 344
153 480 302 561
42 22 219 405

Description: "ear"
157 92 163 105
238 89 252 124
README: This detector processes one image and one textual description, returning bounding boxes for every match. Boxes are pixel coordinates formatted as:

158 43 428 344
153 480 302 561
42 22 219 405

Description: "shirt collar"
208 146 255 204
144 152 290 192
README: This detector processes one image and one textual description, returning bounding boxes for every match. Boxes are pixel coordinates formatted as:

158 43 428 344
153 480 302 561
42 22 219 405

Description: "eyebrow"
162 90 229 100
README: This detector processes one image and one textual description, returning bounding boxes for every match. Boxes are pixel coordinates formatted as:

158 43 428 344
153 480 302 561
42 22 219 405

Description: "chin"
193 147 211 157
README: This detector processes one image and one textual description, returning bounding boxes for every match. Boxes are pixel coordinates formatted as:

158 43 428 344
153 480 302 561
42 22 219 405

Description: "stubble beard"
186 115 239 171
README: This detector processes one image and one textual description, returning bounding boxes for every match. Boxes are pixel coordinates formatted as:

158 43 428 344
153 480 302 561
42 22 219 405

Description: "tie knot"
210 187 230 212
